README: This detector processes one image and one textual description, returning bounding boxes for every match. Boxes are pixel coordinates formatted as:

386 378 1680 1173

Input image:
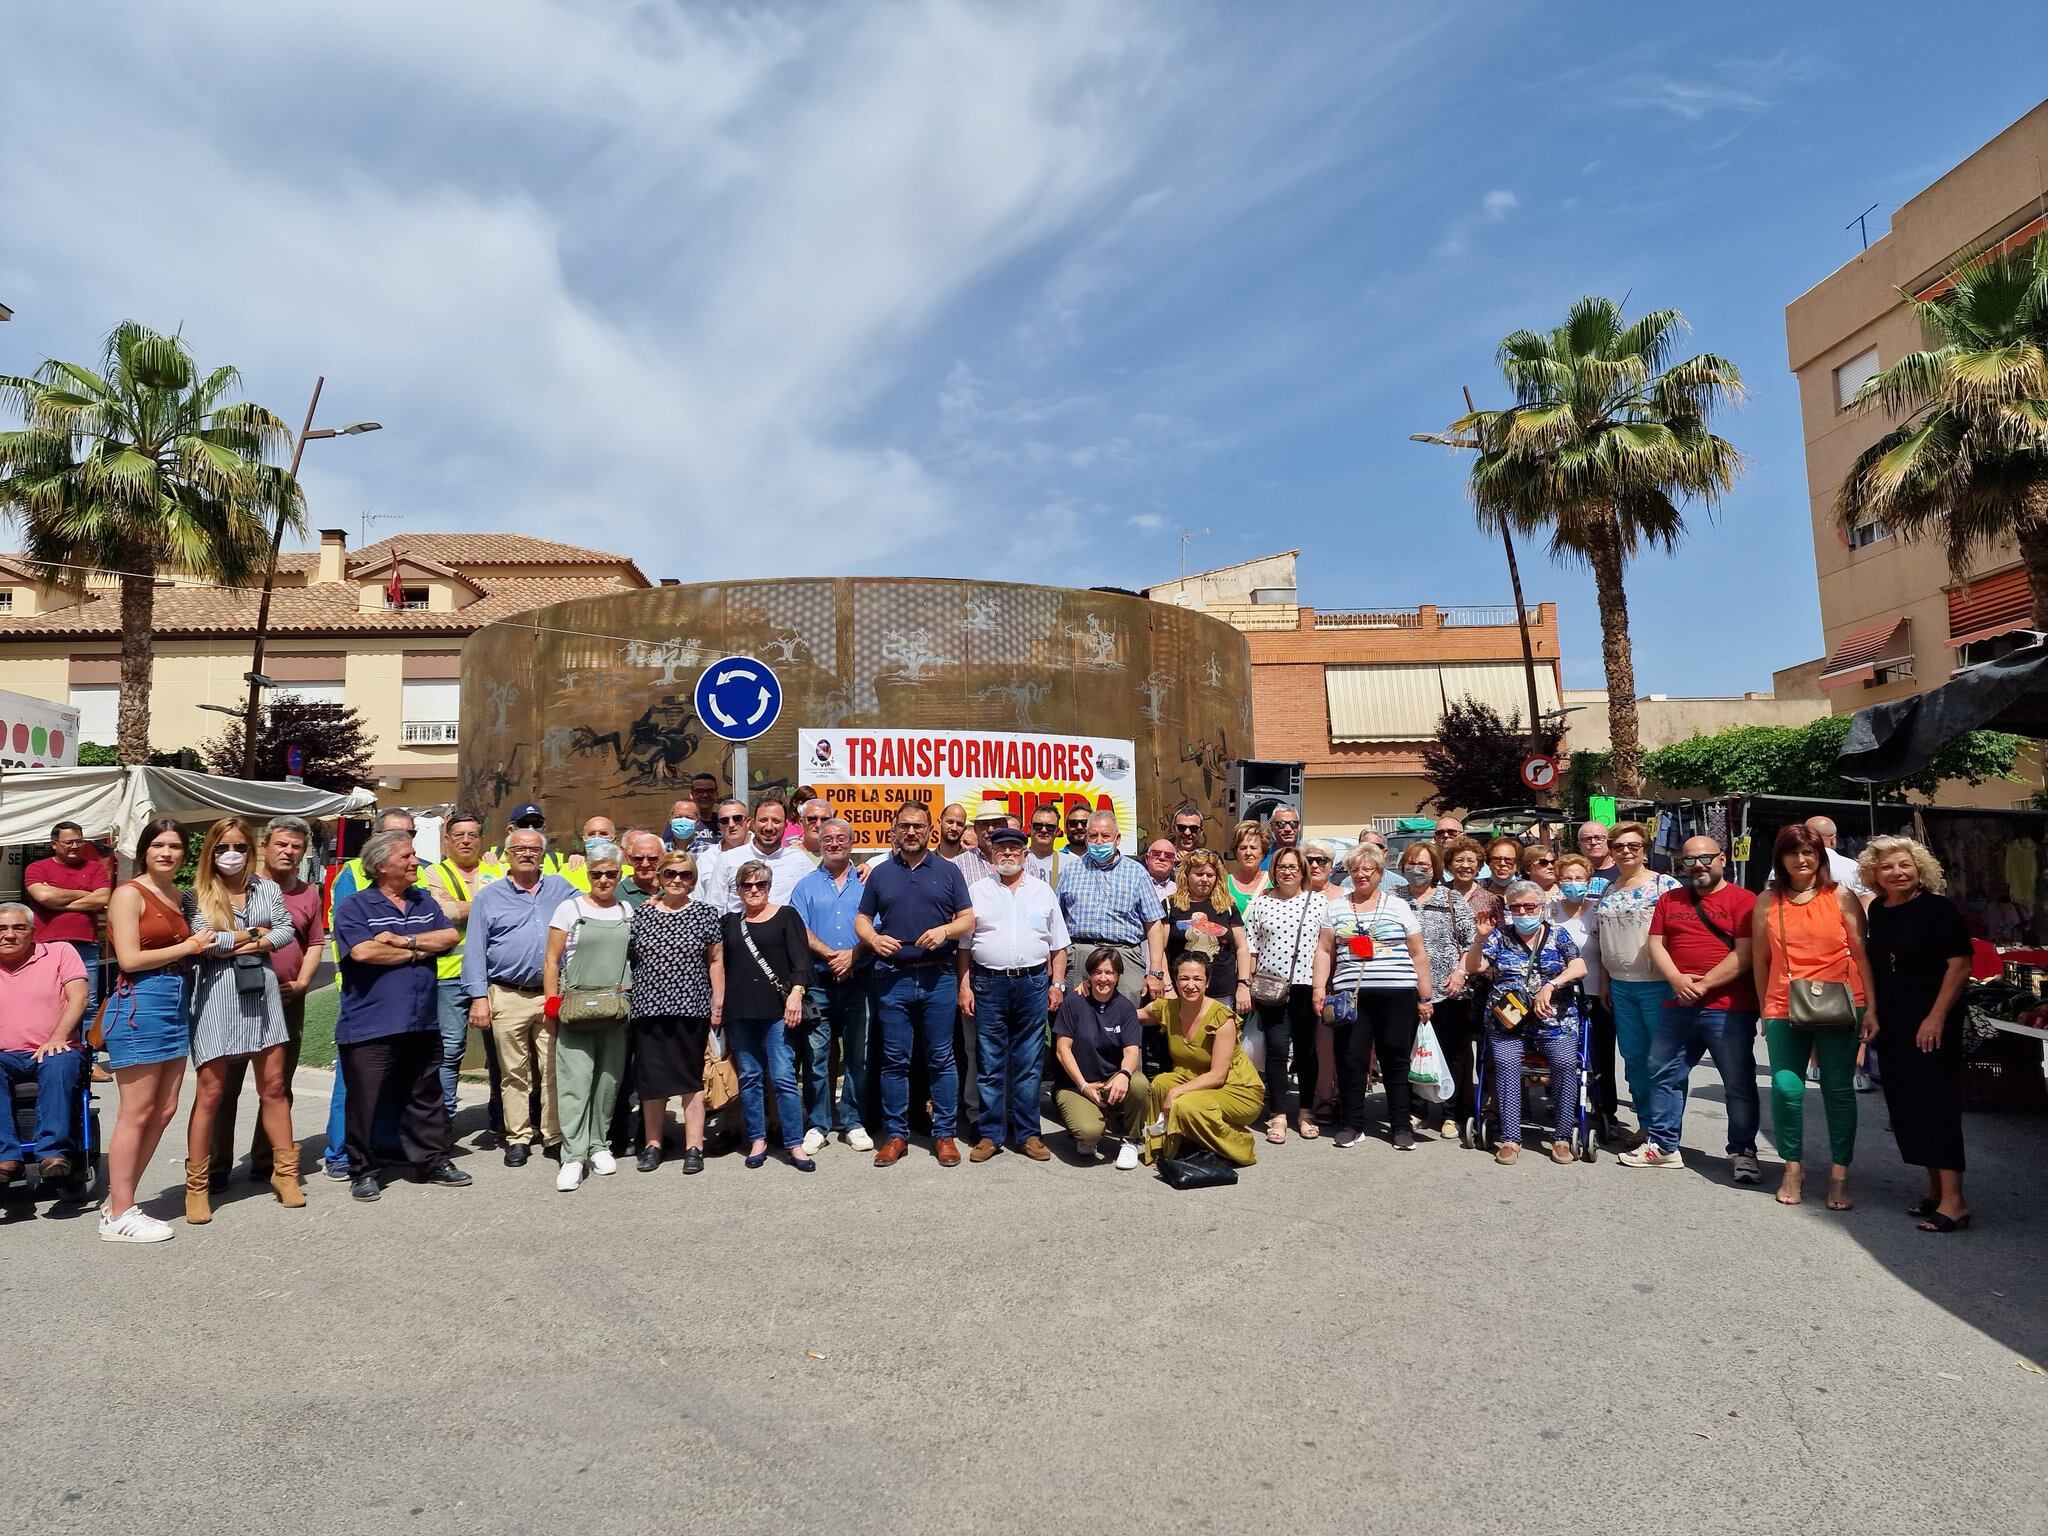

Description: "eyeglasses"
1529 858 1556 868
1032 823 1059 833
800 812 828 823
1174 824 1202 837
630 854 662 864
1610 840 1645 852
659 869 695 882
738 879 770 891
1677 853 1719 867
587 870 620 881
717 814 747 825
1306 856 1332 866
1507 904 1542 915
1272 820 1299 831
511 819 544 829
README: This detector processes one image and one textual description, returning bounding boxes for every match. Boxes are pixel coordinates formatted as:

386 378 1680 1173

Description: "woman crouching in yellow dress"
1144 954 1267 1167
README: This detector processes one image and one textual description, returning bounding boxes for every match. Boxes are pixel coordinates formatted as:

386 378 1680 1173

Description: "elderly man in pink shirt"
0 900 90 1183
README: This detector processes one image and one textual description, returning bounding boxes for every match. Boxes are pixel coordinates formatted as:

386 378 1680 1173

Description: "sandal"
1906 1198 1939 1218
1265 1117 1287 1145
1917 1210 1972 1233
1825 1176 1853 1212
1297 1114 1320 1141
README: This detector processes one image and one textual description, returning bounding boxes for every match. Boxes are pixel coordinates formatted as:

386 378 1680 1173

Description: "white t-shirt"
549 895 628 971
1321 891 1422 991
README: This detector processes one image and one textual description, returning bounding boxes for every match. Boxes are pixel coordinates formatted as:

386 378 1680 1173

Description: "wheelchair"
3 1053 106 1206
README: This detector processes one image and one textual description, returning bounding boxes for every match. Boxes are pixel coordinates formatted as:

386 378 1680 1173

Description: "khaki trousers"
1055 1071 1151 1150
489 983 561 1147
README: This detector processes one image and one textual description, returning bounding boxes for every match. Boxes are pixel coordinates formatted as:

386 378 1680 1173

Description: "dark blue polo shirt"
857 850 971 966
333 886 453 1045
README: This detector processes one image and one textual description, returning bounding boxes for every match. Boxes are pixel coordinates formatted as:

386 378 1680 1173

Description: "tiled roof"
0 573 640 639
349 533 640 572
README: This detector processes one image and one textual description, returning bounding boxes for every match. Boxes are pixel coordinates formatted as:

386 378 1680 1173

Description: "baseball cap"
507 802 545 824
987 826 1027 848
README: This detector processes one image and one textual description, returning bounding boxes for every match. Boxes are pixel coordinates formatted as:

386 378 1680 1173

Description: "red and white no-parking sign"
1519 755 1559 792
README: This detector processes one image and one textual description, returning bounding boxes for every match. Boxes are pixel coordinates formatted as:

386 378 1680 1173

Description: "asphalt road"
3 1062 2042 1536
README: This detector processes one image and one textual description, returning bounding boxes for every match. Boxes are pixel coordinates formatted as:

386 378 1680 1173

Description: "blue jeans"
804 972 872 1133
727 1017 806 1149
1606 977 1671 1116
972 968 1048 1146
1646 1004 1760 1156
0 1047 83 1161
324 1056 405 1172
435 977 470 1123
873 962 959 1141
63 940 102 1022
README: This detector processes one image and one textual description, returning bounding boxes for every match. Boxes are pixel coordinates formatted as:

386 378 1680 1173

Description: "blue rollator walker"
2 1051 106 1207
1471 989 1598 1163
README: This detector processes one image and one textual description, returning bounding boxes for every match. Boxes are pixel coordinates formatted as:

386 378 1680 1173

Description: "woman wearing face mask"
1397 842 1480 1143
1142 954 1267 1167
1313 845 1432 1149
181 817 300 1223
1552 854 1612 1140
1243 848 1322 1143
1466 880 1588 1165
1483 838 1525 898
1593 821 1679 1145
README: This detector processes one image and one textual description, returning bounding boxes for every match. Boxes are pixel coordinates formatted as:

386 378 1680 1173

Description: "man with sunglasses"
855 802 975 1167
790 818 874 1153
794 799 834 865
462 827 578 1166
1170 807 1208 860
494 802 581 881
1433 816 1464 848
1264 808 1303 869
1025 810 1067 885
1063 804 1092 856
1142 838 1180 903
1632 836 1761 1178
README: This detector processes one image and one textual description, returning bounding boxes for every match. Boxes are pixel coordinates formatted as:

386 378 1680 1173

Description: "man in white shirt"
957 826 1070 1163
1804 816 1869 899
1023 807 1066 885
702 797 814 912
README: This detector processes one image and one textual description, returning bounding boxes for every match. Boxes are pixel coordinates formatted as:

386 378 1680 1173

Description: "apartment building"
0 529 647 803
1147 552 1562 834
1786 101 2048 710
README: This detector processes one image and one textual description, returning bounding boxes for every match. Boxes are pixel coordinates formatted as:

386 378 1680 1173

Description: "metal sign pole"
733 744 749 801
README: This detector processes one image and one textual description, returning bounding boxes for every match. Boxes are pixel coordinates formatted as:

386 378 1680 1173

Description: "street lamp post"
239 376 380 778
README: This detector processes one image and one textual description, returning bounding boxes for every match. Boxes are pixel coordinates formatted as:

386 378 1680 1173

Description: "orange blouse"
1761 889 1864 1018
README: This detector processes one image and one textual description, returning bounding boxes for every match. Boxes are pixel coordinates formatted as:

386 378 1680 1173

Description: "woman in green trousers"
543 842 633 1192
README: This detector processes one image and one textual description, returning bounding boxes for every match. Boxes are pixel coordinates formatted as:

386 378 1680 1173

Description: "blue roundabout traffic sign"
694 655 783 742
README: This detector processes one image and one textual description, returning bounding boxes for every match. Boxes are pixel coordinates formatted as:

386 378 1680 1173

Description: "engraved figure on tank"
1070 613 1119 668
1138 671 1173 723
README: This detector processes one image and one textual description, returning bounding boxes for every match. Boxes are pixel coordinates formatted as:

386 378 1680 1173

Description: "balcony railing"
402 721 459 745
1314 609 1423 629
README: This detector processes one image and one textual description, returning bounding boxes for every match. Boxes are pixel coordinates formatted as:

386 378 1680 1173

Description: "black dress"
1866 891 1971 1171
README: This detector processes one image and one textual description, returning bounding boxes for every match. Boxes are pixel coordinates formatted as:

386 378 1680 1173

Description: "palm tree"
1837 239 2048 621
0 323 299 763
1418 297 1743 794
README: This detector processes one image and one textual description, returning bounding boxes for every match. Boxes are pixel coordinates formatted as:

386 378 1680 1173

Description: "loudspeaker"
1231 759 1304 824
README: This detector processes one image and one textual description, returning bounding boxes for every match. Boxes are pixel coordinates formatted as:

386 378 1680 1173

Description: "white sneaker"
555 1160 585 1192
843 1126 874 1152
1114 1141 1141 1171
1853 1070 1874 1093
99 1207 174 1243
589 1148 617 1176
801 1127 828 1154
1618 1144 1684 1169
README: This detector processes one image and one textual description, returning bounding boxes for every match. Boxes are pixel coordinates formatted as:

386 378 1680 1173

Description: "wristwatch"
1147 969 1165 981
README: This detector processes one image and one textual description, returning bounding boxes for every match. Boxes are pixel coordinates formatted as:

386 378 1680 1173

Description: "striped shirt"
1322 891 1422 991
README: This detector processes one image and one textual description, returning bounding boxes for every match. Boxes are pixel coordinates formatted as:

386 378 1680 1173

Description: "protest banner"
798 727 1138 852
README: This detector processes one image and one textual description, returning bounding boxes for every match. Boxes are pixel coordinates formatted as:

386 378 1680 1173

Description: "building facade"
1785 101 2048 713
1147 553 1562 835
0 529 647 804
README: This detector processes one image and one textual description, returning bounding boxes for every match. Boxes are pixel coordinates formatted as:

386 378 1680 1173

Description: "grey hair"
1302 838 1336 863
621 827 665 854
263 815 313 847
0 900 35 925
802 798 831 817
582 839 623 870
734 858 771 890
820 817 852 838
376 808 417 832
1343 843 1386 877
1086 809 1119 832
1502 879 1545 907
504 826 548 851
360 829 415 878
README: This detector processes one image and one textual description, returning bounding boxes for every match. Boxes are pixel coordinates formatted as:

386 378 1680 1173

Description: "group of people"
2 780 1982 1244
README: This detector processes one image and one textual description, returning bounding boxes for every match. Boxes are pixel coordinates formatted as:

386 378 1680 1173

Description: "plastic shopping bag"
1409 1020 1454 1104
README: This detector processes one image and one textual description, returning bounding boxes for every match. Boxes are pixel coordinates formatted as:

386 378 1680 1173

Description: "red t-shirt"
23 854 110 945
1650 882 1759 1011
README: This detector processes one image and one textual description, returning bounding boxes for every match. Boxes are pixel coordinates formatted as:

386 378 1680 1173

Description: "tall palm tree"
1837 238 2048 620
1418 297 1743 794
0 323 299 763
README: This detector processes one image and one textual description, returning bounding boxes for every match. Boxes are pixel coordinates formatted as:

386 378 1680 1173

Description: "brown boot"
270 1144 307 1208
184 1157 212 1225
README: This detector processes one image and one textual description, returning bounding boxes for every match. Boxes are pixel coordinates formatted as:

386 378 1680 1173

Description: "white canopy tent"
0 765 377 852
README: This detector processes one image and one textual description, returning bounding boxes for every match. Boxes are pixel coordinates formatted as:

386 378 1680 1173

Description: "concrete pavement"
2 1061 2042 1535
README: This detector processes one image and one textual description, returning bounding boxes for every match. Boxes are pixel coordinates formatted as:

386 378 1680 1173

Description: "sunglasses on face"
588 870 620 881
738 879 770 891
217 842 251 853
1306 856 1332 866
717 814 747 825
512 819 544 830
1678 853 1719 867
1507 904 1542 915
1032 823 1059 833
1530 858 1556 868
1611 841 1644 852
659 870 695 882
1175 824 1201 836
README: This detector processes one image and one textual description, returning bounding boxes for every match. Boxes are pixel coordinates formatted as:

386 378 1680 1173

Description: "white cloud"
1128 513 1165 530
1482 189 1520 219
1435 186 1520 257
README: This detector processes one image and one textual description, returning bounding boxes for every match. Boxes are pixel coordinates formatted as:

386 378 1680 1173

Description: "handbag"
739 915 822 1027
1773 893 1858 1030
1157 1146 1238 1189
703 1028 740 1109
560 910 632 1029
1250 896 1315 1007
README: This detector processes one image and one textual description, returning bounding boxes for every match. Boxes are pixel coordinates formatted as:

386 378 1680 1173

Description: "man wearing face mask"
958 825 1069 1162
667 798 719 860
1630 836 1761 1178
1055 810 1167 1006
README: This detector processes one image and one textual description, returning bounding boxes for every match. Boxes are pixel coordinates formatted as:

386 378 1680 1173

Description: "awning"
1945 566 2032 648
1325 662 1560 742
0 765 377 852
1818 616 1911 689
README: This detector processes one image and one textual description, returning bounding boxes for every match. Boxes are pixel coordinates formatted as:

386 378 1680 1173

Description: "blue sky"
2 2 2043 695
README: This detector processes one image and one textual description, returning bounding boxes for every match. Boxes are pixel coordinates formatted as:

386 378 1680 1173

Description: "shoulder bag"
1249 896 1314 1007
1774 893 1858 1029
739 912 822 1027
559 909 632 1028
1157 1146 1239 1189
1489 924 1548 1032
